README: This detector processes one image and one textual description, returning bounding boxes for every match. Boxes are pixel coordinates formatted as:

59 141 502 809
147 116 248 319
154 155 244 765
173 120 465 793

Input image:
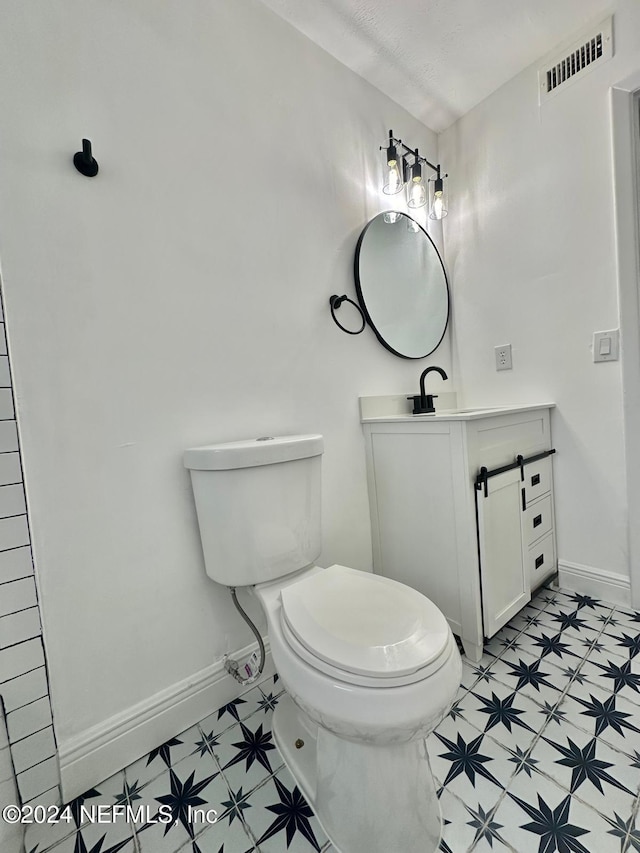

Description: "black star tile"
549 610 589 633
568 593 601 611
537 701 567 726
68 788 102 828
543 735 634 796
500 635 522 653
470 664 497 683
257 691 280 714
605 812 640 851
435 731 504 789
255 775 321 851
222 720 277 776
589 658 640 694
615 609 640 626
529 631 579 661
447 699 466 721
465 802 505 848
146 737 184 769
153 767 220 838
195 730 220 757
217 698 248 723
570 691 640 739
523 612 545 629
508 791 590 853
610 631 640 659
507 746 540 778
218 786 252 825
504 657 557 692
558 665 589 684
114 779 144 806
470 689 535 734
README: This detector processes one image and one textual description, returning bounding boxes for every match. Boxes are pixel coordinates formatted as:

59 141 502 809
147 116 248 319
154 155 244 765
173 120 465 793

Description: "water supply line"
224 587 266 686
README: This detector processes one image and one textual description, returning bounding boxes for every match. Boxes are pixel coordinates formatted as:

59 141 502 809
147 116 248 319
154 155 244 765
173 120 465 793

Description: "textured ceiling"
257 0 613 131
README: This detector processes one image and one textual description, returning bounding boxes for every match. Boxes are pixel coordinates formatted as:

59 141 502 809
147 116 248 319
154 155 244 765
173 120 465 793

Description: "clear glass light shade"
383 159 403 195
407 177 427 209
429 178 448 220
383 211 402 224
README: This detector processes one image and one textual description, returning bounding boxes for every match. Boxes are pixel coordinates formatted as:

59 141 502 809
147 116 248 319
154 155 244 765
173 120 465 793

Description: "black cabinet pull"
533 514 542 528
531 473 540 486
535 554 544 569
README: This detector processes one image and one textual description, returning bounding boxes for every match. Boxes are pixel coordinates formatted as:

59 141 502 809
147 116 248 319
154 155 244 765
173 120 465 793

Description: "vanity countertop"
360 397 555 423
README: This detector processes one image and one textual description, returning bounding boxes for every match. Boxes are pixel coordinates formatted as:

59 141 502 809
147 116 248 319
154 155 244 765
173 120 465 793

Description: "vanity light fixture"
407 151 427 209
382 131 403 195
429 174 448 220
380 130 448 219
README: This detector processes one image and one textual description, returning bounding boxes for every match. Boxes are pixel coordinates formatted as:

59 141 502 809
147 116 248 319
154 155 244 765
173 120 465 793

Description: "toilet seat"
279 564 451 688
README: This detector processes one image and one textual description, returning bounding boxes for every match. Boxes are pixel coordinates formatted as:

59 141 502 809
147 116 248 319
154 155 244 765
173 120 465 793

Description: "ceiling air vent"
538 17 613 104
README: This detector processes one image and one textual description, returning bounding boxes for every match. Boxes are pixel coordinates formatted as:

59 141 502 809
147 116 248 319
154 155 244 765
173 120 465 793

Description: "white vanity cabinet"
361 404 557 662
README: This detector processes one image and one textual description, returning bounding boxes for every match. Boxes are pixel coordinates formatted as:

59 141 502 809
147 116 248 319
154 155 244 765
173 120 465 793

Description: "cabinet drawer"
527 532 556 587
523 494 553 546
524 456 552 504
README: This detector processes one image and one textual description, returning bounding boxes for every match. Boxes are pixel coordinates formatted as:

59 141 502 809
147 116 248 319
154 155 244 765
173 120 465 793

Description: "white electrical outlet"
495 344 512 371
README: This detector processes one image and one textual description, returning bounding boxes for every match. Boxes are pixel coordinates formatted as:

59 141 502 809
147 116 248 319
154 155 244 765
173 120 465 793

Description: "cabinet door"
476 467 531 638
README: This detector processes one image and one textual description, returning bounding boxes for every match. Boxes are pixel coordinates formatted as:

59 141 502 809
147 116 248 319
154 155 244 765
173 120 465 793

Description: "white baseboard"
58 640 274 803
557 559 631 607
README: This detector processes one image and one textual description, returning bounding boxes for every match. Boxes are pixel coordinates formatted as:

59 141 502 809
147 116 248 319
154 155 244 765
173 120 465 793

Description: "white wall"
440 1 640 592
0 0 449 794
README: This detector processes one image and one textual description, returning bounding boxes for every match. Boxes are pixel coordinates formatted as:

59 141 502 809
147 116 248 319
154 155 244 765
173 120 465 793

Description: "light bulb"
383 211 401 224
429 176 448 220
432 191 445 219
383 158 403 195
408 176 427 209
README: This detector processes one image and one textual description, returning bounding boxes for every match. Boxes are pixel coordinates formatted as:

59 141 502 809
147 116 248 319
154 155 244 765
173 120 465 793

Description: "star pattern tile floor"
24 585 640 853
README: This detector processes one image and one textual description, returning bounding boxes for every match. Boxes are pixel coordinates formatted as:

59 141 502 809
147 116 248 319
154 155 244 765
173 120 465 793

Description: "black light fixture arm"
380 129 443 177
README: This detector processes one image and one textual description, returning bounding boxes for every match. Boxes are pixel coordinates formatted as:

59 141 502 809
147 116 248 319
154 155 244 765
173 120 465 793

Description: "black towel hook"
73 138 99 177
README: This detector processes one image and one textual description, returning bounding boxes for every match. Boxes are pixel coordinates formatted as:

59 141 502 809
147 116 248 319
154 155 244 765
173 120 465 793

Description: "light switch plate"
593 329 620 362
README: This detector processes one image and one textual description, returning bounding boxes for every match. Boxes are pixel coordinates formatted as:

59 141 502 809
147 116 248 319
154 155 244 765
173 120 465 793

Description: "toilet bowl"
183 434 462 853
253 564 462 853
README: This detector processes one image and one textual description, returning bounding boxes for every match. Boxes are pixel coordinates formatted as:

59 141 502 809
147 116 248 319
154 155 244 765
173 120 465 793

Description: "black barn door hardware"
476 449 556 497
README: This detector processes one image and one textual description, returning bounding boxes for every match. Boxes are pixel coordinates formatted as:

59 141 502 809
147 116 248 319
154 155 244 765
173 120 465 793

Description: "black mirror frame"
354 212 450 360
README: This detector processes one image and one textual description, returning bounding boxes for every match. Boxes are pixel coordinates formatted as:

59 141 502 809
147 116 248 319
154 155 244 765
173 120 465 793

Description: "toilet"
184 434 462 853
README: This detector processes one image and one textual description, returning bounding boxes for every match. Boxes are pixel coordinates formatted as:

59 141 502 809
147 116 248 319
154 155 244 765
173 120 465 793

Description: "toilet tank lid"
184 434 324 470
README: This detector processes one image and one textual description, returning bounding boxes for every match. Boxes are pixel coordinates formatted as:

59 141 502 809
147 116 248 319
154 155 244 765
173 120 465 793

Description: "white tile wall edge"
57 640 274 803
557 559 631 606
358 392 459 420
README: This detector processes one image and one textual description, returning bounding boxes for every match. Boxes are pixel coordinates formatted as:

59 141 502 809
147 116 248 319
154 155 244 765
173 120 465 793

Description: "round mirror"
354 212 449 359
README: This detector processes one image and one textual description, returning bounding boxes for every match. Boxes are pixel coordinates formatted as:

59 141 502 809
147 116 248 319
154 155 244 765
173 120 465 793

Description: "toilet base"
272 694 442 853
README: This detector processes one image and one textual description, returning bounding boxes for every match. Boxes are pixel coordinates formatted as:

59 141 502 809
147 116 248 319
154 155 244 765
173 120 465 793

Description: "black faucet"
407 366 448 415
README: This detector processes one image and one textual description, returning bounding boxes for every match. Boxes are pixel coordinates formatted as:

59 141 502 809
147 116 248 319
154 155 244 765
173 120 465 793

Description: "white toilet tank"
184 434 324 587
